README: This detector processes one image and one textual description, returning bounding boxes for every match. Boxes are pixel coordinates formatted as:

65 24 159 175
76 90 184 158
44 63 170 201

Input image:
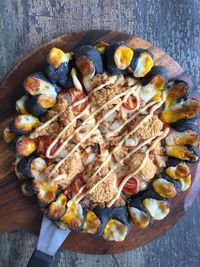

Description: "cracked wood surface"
0 0 200 266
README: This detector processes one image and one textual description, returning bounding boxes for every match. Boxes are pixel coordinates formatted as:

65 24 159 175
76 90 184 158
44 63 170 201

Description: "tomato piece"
60 87 82 106
154 107 162 117
36 136 49 156
63 188 72 199
50 140 61 156
122 95 138 110
72 92 88 113
37 136 61 156
73 92 86 103
118 175 139 195
67 87 83 101
162 122 171 136
59 89 70 95
70 175 86 193
162 122 169 130
16 136 37 157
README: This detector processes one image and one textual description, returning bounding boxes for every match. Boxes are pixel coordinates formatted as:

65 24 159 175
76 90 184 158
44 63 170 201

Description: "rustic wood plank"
0 0 200 266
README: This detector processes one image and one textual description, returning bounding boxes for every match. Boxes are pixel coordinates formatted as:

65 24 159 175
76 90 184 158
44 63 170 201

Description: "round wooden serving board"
0 30 199 254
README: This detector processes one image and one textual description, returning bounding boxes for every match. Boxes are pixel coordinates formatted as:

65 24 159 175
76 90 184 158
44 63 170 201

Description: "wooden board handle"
27 250 54 267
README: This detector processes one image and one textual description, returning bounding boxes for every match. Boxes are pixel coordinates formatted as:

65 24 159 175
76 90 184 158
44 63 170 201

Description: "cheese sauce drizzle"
70 100 161 191
46 85 138 159
92 76 118 92
67 94 167 206
47 85 139 174
46 104 90 158
69 131 163 206
107 127 169 207
105 98 158 138
50 90 165 182
30 112 62 139
30 96 88 139
48 103 122 176
34 74 167 210
71 127 168 206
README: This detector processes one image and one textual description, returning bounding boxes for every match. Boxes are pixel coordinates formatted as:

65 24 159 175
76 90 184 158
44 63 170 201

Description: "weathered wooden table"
0 1 199 266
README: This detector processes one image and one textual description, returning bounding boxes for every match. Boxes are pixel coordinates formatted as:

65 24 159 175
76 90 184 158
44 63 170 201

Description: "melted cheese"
165 129 199 146
16 115 40 132
140 83 157 103
31 157 47 178
83 210 101 234
165 164 191 192
143 198 170 220
166 145 198 162
48 48 71 69
128 207 150 228
180 175 191 191
36 78 57 98
114 46 133 70
153 178 177 198
61 202 83 230
83 69 95 93
71 68 83 90
103 219 128 241
48 86 139 175
16 95 29 115
134 53 153 78
165 163 190 179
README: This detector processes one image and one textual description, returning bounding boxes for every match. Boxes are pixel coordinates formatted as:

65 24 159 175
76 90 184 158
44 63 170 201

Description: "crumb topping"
91 84 127 107
150 142 165 155
35 96 76 141
37 121 60 139
132 115 163 139
88 172 118 204
53 94 69 112
48 153 84 184
129 153 157 182
91 73 109 89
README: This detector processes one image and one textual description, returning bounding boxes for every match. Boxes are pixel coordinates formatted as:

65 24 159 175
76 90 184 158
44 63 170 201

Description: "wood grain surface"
0 0 200 267
1 31 199 255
